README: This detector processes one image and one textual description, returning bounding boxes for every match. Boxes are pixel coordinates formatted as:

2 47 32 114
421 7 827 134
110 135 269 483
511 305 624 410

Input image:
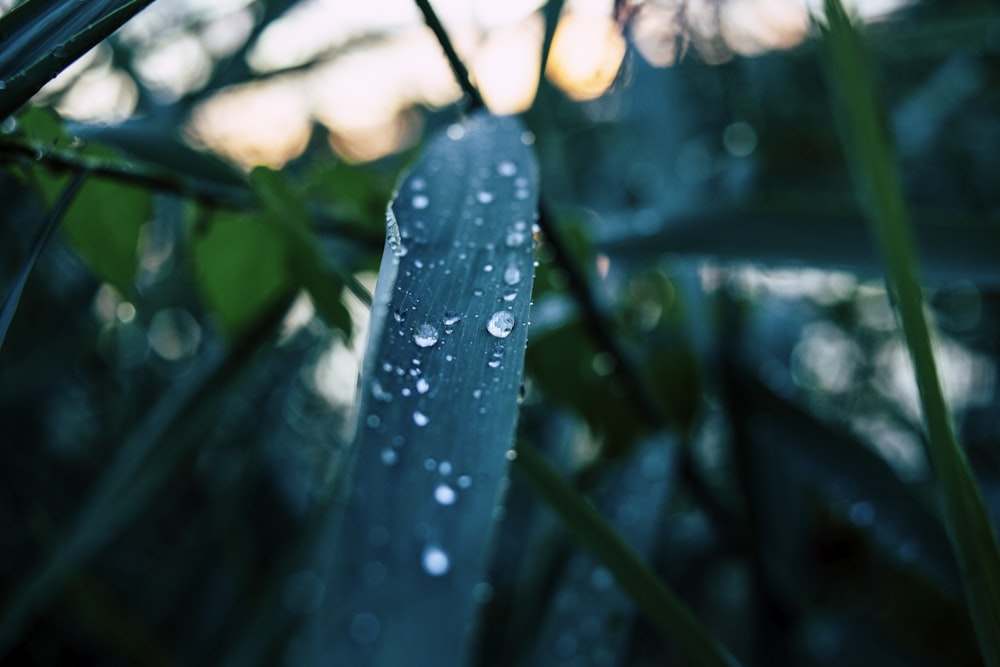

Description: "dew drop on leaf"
381 448 399 466
486 311 515 338
422 545 450 576
505 230 526 248
476 191 495 204
496 160 517 177
503 265 521 286
413 323 439 347
413 411 429 427
412 194 429 209
416 378 430 394
434 484 456 506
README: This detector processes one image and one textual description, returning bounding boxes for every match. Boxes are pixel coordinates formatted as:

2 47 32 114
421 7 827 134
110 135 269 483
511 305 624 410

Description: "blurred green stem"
514 442 740 667
821 1 1000 664
0 169 87 351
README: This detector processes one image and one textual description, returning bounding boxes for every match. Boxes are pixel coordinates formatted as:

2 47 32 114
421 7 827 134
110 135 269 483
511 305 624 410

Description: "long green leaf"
513 442 739 667
301 112 539 665
820 2 1000 664
0 169 86 351
0 0 160 119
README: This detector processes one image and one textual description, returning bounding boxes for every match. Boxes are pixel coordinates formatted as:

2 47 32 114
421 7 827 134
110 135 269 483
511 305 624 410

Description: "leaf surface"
306 112 538 666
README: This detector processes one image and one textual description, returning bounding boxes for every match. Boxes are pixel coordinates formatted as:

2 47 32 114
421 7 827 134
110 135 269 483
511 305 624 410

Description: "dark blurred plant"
2 0 1000 666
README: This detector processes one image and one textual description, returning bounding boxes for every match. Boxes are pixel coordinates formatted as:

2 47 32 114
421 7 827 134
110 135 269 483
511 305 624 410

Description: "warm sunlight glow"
631 2 687 67
720 0 810 56
57 70 138 123
473 15 543 114
133 32 213 102
546 12 627 101
188 79 312 170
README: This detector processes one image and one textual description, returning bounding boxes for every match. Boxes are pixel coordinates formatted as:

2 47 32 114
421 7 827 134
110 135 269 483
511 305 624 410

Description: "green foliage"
190 208 292 336
821 2 1000 663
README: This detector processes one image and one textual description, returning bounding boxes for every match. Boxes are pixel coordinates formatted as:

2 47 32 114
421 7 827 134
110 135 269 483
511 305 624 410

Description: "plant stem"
0 169 87 351
514 442 740 667
821 2 1000 664
413 0 485 111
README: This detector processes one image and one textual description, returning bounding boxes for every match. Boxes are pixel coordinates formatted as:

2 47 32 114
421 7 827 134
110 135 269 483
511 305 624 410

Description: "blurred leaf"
526 437 677 665
514 442 739 667
821 3 1000 665
305 112 538 665
301 160 396 224
0 170 86 350
250 166 350 335
11 105 69 147
191 209 291 336
70 117 250 192
722 355 981 665
0 0 158 119
527 317 644 451
600 204 1000 286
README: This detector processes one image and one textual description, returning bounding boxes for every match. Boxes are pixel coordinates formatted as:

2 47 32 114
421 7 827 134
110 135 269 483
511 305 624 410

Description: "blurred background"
2 0 999 664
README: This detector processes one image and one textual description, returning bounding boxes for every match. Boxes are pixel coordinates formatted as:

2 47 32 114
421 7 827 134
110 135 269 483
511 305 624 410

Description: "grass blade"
513 442 740 667
305 112 538 665
0 0 159 119
0 169 86 351
820 2 1000 664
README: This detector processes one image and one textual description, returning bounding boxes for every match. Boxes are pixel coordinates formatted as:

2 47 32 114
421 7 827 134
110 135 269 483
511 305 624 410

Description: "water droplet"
413 411 429 426
447 123 465 140
473 389 482 399
381 448 399 466
413 323 439 347
503 291 517 302
473 288 484 297
442 312 461 326
411 177 426 190
422 545 450 576
497 160 517 177
366 414 380 428
371 381 392 402
520 130 535 145
515 188 530 200
393 309 407 323
424 457 437 471
505 449 518 461
412 194 429 209
350 612 381 645
487 311 515 338
503 265 521 285
457 475 472 489
434 484 456 505
483 264 493 272
505 230 526 247
438 461 452 475
488 359 501 368
476 191 495 204
416 378 430 394
414 259 424 268
401 387 412 397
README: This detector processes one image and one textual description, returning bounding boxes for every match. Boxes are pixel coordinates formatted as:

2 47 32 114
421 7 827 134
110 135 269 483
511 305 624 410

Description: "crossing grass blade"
0 170 86 351
820 2 1000 664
